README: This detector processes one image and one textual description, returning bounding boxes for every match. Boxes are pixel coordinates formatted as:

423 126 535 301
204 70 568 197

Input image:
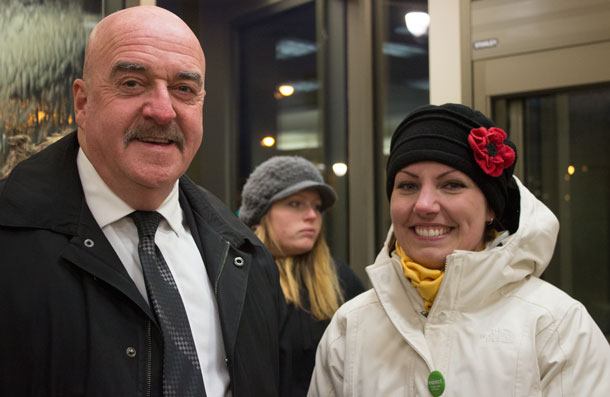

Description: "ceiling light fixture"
405 11 430 37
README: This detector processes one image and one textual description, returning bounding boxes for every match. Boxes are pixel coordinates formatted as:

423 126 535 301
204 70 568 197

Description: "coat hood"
311 176 610 397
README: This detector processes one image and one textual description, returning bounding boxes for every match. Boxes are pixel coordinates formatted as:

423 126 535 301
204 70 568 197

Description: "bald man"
0 6 287 397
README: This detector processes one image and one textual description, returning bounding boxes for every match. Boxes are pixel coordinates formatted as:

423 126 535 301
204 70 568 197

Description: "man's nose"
142 83 176 124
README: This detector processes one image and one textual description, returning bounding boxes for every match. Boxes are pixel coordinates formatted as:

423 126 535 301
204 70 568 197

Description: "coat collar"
0 131 265 353
0 131 263 252
178 175 260 251
0 131 83 234
368 177 559 314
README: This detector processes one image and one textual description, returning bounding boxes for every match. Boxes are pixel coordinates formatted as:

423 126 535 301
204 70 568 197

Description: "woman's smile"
391 161 493 268
412 225 451 238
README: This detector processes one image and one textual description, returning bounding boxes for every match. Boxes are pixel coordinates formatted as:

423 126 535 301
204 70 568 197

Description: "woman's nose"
303 205 320 220
413 185 440 214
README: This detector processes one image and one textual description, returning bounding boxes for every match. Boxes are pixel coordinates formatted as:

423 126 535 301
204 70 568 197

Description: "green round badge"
427 370 445 397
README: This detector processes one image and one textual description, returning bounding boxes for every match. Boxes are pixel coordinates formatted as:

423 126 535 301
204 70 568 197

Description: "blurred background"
1 0 609 340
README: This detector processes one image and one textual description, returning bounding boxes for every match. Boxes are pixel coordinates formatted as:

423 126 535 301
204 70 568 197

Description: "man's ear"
73 79 87 128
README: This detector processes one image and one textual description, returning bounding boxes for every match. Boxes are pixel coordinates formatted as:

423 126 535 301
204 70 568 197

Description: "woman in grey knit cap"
239 155 365 397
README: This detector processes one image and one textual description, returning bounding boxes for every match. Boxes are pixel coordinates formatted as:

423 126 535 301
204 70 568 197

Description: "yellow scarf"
395 242 444 312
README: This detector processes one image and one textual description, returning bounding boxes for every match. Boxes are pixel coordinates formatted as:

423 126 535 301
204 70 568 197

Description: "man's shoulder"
178 177 263 249
0 132 81 230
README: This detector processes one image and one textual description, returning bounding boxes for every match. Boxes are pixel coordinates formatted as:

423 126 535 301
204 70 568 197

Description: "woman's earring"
487 218 494 226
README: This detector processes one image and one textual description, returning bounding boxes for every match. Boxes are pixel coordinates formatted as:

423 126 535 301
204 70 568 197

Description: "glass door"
236 1 352 262
493 86 610 339
474 41 610 340
373 0 430 246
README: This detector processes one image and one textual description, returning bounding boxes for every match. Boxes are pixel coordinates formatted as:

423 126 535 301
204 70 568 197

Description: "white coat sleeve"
538 301 610 396
308 311 347 397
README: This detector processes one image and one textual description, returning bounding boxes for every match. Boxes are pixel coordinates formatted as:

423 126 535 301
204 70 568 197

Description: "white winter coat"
309 178 610 396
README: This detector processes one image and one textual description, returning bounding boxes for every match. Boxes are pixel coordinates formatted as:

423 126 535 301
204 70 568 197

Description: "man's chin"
127 165 183 188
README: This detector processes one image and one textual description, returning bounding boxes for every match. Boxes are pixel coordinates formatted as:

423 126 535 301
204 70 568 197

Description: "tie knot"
130 211 163 239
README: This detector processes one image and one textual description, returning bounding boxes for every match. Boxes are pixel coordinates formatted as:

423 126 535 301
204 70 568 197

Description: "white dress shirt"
77 149 230 396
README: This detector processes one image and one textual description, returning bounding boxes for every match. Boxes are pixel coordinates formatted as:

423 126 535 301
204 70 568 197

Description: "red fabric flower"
468 127 515 177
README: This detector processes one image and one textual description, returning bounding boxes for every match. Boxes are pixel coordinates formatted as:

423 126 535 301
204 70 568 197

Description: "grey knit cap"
239 156 337 227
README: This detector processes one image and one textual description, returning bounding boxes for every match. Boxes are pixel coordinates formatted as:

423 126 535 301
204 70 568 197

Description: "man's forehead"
86 7 204 73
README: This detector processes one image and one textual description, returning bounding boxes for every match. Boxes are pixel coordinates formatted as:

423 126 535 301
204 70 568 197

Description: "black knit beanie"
386 103 520 234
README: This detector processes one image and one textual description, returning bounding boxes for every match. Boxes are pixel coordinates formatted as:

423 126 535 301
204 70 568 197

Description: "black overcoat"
0 132 287 397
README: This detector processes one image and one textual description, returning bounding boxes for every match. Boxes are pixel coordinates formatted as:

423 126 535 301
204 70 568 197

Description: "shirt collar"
77 148 182 236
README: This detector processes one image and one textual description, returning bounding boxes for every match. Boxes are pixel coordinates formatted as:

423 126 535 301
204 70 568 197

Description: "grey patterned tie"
130 211 206 397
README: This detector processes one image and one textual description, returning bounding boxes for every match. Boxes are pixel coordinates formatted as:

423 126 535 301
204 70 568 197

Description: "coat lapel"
0 132 154 320
179 180 252 363
61 201 154 319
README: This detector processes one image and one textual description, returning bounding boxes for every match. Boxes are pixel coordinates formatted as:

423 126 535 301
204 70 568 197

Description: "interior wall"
428 0 471 106
471 0 610 113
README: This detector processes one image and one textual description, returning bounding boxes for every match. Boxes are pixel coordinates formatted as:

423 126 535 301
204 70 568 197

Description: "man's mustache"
123 123 185 152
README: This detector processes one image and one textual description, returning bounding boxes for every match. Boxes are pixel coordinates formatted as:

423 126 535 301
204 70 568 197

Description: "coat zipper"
146 319 152 397
427 254 457 318
214 241 234 392
214 241 231 295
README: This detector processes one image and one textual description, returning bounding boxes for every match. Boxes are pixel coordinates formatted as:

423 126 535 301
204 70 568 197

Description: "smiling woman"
390 161 492 269
309 103 610 396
